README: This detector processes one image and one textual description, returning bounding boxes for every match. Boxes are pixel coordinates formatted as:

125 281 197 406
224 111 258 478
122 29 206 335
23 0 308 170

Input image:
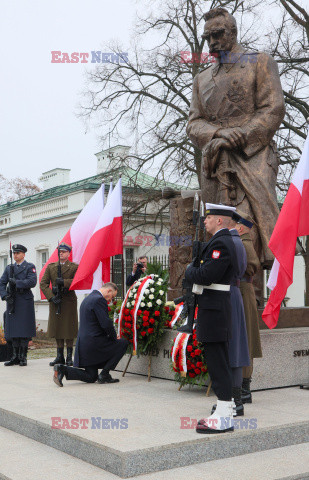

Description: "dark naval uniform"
229 229 250 370
60 290 128 383
0 246 37 366
185 228 237 401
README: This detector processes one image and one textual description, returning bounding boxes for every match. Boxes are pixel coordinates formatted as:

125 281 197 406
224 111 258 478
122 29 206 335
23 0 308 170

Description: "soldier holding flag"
40 243 78 367
0 244 37 366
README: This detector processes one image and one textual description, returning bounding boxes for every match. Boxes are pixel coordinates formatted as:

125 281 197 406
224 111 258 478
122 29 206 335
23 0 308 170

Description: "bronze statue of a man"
187 7 285 266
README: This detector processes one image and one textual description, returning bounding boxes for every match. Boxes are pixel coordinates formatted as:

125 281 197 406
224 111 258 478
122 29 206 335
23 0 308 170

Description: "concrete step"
0 359 309 478
0 427 308 480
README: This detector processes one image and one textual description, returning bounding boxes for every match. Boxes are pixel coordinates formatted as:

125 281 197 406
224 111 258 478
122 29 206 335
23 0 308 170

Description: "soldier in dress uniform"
235 211 263 404
53 282 128 387
227 212 250 414
0 244 37 366
40 243 78 367
185 203 238 434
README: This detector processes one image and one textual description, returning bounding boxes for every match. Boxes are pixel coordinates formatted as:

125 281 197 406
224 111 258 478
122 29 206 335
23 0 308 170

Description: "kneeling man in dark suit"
53 282 128 387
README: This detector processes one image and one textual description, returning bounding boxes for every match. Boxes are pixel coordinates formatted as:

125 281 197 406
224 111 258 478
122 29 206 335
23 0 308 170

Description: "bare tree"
0 175 41 204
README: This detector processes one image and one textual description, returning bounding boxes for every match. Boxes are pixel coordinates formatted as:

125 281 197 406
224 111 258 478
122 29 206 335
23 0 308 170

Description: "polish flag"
70 178 123 290
262 132 309 328
39 183 105 298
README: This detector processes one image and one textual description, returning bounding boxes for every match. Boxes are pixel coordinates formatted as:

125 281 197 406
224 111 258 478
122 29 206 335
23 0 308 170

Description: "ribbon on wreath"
118 275 155 355
169 302 184 328
172 331 191 377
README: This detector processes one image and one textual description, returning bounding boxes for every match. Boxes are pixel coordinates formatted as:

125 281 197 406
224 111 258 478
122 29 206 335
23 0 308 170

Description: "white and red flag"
70 178 123 291
39 183 105 298
262 132 309 329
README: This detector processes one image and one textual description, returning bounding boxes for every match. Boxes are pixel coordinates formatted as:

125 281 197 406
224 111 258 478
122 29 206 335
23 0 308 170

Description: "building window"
41 250 48 269
1 256 8 270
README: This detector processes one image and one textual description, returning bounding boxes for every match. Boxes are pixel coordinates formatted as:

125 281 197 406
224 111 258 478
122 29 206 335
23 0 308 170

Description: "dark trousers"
202 341 233 401
66 339 128 383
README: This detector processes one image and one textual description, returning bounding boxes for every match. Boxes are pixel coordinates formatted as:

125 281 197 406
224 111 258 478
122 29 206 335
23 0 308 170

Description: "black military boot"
19 346 28 366
97 370 119 384
4 346 20 366
49 348 65 367
242 377 252 404
66 347 73 367
232 386 244 416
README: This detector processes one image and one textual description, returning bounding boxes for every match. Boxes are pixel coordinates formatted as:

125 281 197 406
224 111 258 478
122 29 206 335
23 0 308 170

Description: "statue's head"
202 8 238 55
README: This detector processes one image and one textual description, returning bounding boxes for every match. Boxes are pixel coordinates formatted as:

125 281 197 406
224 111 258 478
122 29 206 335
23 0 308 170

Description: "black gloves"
50 296 62 305
9 278 16 286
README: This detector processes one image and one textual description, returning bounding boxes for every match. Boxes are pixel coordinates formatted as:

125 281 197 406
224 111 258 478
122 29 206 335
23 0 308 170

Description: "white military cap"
205 203 236 217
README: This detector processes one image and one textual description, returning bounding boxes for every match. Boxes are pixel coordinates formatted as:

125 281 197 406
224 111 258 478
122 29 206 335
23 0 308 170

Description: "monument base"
116 327 309 390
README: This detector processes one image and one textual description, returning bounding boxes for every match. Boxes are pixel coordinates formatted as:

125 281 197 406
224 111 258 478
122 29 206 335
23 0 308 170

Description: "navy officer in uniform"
185 204 238 434
0 244 37 366
53 282 128 387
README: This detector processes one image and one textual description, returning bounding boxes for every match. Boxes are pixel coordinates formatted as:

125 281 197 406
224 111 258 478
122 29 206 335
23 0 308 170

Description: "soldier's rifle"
7 242 16 315
174 193 205 334
54 243 63 315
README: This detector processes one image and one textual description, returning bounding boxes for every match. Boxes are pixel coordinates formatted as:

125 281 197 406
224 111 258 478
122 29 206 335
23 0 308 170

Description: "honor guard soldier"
185 203 238 434
0 244 37 366
235 211 262 404
40 243 78 367
53 283 128 387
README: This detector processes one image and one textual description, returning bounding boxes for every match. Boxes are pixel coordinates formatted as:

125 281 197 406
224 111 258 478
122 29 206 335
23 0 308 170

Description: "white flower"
150 288 155 293
159 278 163 282
149 280 154 284
157 282 162 286
156 299 162 305
126 302 131 307
134 294 137 299
147 302 152 308
159 290 164 296
141 296 145 301
129 292 133 298
149 294 154 300
144 289 150 295
140 302 145 307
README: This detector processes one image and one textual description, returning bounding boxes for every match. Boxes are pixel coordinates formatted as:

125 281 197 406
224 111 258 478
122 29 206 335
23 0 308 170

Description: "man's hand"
132 263 138 274
215 127 246 149
50 296 62 305
9 278 16 286
52 286 58 295
204 138 232 159
56 277 64 286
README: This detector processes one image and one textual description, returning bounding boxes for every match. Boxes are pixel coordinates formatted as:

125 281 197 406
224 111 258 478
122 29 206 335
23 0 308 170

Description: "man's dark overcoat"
74 290 126 368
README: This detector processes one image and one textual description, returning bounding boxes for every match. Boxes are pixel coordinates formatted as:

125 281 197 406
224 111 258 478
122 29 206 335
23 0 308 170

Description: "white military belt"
192 283 230 294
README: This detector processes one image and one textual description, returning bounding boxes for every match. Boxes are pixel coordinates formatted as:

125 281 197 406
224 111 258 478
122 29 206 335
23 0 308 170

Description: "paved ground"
0 427 308 480
0 358 308 479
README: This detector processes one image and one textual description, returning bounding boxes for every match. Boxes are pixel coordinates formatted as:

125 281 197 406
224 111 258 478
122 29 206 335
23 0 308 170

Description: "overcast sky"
0 0 137 185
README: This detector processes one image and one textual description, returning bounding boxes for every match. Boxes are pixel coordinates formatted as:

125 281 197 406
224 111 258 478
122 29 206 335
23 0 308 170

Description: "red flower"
142 316 148 321
137 309 142 316
108 306 111 311
124 322 130 328
124 308 130 315
148 328 154 334
164 306 169 312
193 340 198 347
154 311 160 316
143 310 150 316
189 372 196 378
202 367 207 372
190 352 195 358
130 309 134 315
141 331 146 337
143 322 149 327
169 310 175 316
195 368 201 375
195 349 202 356
192 334 197 340
149 318 155 324
113 301 117 305
187 345 193 352
196 362 203 368
115 319 119 324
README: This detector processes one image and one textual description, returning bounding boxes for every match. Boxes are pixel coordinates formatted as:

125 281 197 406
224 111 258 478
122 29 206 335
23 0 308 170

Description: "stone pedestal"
116 326 309 389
